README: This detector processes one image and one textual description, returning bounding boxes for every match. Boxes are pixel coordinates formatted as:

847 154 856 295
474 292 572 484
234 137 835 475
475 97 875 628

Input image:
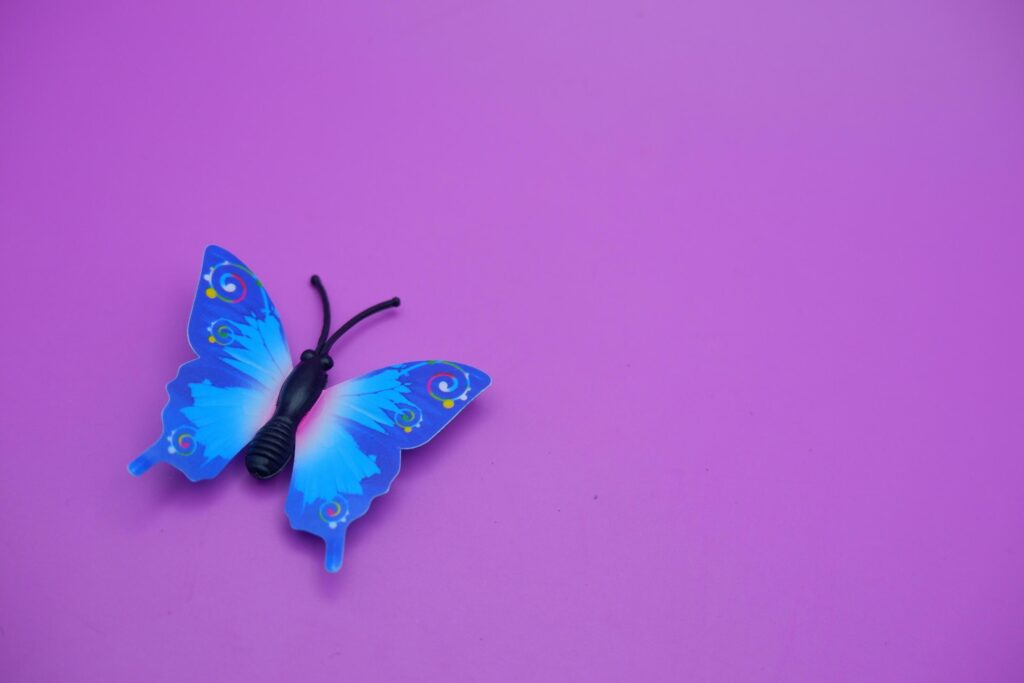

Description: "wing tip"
127 454 155 477
461 364 492 395
324 537 345 573
201 243 243 267
440 360 492 391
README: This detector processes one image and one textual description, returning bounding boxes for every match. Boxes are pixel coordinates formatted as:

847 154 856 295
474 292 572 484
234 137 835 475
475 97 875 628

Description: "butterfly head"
300 349 334 370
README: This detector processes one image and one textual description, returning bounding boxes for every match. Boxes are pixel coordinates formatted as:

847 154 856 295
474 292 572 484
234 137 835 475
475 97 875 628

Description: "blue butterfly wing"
129 245 292 481
287 361 491 571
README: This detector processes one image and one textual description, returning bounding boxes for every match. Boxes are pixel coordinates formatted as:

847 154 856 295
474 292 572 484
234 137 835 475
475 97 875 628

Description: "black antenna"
310 275 332 354
322 297 401 354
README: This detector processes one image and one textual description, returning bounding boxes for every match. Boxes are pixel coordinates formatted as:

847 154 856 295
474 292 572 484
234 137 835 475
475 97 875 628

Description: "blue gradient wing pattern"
129 245 292 481
287 361 491 571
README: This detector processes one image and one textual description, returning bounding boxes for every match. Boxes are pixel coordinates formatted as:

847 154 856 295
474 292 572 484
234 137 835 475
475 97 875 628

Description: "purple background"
1 2 1022 681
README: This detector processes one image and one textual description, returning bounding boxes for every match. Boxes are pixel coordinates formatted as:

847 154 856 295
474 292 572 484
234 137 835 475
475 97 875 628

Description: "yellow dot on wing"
403 426 412 433
208 335 216 343
205 287 217 299
443 399 455 409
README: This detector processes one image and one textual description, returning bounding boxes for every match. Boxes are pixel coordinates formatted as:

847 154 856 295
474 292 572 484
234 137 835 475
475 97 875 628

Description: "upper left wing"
128 245 292 481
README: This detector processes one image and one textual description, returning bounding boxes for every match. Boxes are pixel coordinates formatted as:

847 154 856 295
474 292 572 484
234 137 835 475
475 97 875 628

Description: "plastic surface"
129 245 490 571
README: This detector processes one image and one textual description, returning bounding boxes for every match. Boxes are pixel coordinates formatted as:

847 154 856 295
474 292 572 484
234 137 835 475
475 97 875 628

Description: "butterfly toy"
129 245 490 571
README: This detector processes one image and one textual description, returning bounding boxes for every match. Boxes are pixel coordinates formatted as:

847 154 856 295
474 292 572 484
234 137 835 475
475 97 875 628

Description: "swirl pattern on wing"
318 498 351 529
166 427 197 456
393 406 424 433
426 361 472 409
203 261 258 304
206 318 241 346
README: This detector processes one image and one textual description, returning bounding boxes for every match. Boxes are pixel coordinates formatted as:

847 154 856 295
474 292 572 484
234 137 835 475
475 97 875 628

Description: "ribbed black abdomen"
244 415 297 479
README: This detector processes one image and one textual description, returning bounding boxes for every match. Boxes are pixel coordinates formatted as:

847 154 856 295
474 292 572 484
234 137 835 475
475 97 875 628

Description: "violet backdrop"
1 1 1022 681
